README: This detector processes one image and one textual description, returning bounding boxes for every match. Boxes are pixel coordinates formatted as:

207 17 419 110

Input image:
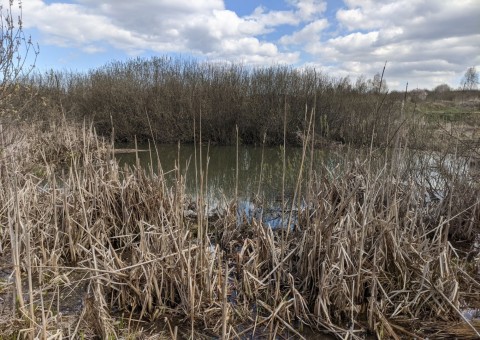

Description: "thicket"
21 57 407 146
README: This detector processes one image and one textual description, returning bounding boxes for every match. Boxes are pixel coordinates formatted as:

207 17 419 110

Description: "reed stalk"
0 120 478 338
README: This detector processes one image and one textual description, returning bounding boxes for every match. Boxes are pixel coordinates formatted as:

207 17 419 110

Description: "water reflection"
115 143 330 227
115 143 477 228
117 144 327 199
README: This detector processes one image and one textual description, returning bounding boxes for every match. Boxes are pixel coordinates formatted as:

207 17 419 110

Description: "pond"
115 142 477 228
115 143 338 227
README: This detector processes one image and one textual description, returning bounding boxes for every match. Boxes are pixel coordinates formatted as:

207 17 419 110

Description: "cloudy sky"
14 0 480 90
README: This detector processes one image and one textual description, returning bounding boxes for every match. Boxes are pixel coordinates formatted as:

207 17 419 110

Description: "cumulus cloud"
308 0 480 89
7 0 480 89
18 0 304 64
247 6 300 28
280 19 328 45
288 0 328 20
21 0 162 54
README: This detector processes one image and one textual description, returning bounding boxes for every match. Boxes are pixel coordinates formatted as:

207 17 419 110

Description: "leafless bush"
25 57 405 147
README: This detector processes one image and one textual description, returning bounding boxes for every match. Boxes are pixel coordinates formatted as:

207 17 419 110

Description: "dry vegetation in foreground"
0 120 479 339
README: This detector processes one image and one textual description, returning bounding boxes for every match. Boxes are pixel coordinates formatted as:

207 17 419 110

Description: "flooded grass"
0 121 479 339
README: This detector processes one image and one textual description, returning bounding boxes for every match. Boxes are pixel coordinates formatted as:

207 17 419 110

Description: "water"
115 143 333 227
115 143 478 228
116 143 332 199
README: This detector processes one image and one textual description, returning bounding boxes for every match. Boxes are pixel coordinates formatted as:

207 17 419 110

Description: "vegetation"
0 3 479 338
17 57 403 147
11 57 477 158
462 66 479 91
0 0 38 118
0 120 479 339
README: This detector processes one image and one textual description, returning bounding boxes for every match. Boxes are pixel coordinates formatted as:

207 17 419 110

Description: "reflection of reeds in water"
0 120 479 339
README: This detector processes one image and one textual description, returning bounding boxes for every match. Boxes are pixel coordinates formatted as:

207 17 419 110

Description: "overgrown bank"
0 121 479 338
14 57 472 148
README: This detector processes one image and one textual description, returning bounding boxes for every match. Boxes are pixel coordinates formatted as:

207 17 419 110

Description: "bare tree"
0 0 39 107
461 66 478 90
355 75 368 93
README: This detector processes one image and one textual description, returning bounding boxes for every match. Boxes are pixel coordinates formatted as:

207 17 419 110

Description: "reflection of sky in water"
391 150 474 203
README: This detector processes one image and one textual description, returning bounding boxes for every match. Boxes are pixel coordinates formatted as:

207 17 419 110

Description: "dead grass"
0 120 479 339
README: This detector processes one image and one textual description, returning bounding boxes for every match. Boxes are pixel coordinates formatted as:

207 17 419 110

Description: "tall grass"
0 119 478 338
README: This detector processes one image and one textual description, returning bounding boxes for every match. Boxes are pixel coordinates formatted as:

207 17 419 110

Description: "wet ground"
1 250 480 339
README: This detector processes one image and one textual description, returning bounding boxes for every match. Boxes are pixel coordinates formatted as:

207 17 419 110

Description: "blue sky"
11 0 480 90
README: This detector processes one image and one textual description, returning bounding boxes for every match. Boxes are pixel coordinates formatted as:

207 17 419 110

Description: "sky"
10 0 480 90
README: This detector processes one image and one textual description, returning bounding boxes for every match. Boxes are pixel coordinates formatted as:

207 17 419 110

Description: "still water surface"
115 143 475 226
115 143 337 226
116 143 333 200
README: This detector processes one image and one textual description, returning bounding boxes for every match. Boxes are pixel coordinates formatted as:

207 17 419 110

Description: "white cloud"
216 37 299 64
337 0 434 31
288 0 327 20
336 8 379 31
326 32 379 54
336 0 478 42
247 6 300 27
21 0 152 54
5 0 479 89
280 19 328 45
245 0 327 30
306 0 480 89
19 0 302 64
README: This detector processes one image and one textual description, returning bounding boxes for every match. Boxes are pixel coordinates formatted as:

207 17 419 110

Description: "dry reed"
0 120 478 339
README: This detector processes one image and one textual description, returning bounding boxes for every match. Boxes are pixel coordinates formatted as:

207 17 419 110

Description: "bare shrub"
25 58 406 148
